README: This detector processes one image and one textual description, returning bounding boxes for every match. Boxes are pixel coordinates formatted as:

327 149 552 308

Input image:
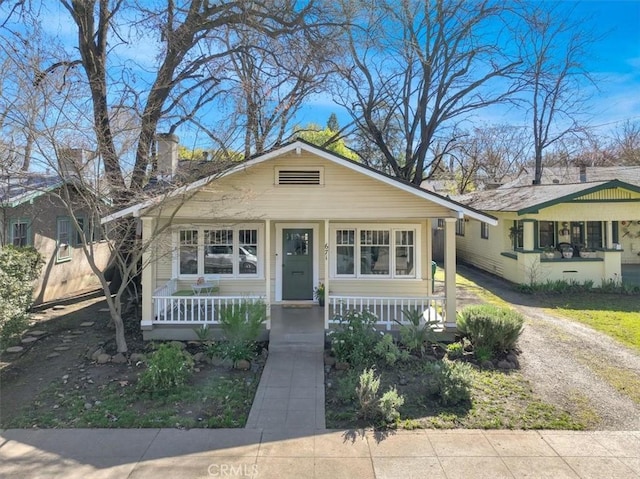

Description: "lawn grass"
540 294 640 351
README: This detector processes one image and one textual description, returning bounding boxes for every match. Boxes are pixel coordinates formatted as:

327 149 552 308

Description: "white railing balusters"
151 293 264 325
327 295 447 330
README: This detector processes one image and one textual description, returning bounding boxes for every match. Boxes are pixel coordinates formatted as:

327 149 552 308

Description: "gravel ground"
458 264 640 430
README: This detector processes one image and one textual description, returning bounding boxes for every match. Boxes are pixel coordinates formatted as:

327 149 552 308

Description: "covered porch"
141 217 461 341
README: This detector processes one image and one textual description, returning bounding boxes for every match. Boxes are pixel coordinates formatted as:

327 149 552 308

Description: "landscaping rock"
193 352 205 363
52 305 66 311
28 330 47 337
80 321 95 327
506 353 520 368
497 359 513 370
96 353 111 364
234 359 251 370
335 361 350 371
90 348 105 361
111 353 127 364
325 365 332 374
480 360 494 370
54 346 70 352
324 355 336 367
21 336 39 344
130 353 145 363
210 356 226 367
5 346 24 354
399 377 408 386
46 352 60 359
84 402 93 410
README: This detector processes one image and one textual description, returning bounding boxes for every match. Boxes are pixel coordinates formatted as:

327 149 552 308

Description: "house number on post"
324 243 329 260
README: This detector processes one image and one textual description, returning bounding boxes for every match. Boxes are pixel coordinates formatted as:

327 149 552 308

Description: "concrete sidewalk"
1 428 639 478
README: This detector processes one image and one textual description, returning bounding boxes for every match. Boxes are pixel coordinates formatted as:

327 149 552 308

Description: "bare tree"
612 120 640 165
333 0 522 185
517 2 598 184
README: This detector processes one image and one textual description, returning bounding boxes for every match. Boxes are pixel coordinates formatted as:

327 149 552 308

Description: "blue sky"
297 1 640 136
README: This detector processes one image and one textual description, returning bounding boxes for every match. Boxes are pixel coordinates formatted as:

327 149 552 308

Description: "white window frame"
174 224 263 279
480 222 489 240
56 217 72 262
331 224 421 279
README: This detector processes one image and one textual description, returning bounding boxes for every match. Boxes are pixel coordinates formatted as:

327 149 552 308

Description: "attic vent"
277 169 322 185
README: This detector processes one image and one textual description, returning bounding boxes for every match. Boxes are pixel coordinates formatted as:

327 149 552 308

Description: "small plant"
445 342 464 360
374 333 403 365
379 387 405 423
356 368 381 420
137 343 194 395
193 324 211 341
314 282 325 306
475 345 493 363
356 368 405 424
457 305 524 356
219 299 266 362
395 308 441 357
330 310 380 366
335 369 359 404
423 360 473 406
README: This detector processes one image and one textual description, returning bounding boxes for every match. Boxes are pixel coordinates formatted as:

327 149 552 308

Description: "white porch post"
443 218 457 328
141 217 155 330
324 219 330 330
265 219 271 330
606 221 614 249
523 219 535 251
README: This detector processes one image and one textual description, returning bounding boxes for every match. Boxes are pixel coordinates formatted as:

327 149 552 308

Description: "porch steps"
268 304 325 353
268 332 325 353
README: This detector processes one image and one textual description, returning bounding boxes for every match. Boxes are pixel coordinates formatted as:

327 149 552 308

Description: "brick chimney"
57 148 98 184
156 133 179 178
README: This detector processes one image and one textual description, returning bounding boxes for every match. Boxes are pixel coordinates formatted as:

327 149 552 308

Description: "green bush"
395 308 441 357
335 369 359 404
456 305 524 355
330 310 380 366
445 342 464 359
0 246 43 347
374 333 406 365
219 299 266 361
356 368 405 425
138 343 194 394
423 360 473 406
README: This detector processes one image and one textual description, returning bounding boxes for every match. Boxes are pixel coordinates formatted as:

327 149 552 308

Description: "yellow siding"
162 153 453 221
455 219 505 277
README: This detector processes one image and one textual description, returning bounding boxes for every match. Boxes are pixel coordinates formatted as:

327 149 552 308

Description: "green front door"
282 229 313 300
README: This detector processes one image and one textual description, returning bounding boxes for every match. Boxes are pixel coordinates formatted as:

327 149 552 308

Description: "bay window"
334 226 418 278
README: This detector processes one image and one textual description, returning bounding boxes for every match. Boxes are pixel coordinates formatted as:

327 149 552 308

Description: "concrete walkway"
245 305 326 430
2 428 639 478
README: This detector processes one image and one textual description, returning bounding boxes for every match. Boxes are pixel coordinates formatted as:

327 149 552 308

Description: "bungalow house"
0 168 111 303
102 138 497 340
454 179 640 287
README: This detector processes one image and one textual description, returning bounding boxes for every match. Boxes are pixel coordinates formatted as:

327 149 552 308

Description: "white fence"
152 294 264 325
328 296 447 331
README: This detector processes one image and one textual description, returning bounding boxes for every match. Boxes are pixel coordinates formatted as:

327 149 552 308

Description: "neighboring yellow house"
1 174 111 304
455 180 640 287
103 139 497 340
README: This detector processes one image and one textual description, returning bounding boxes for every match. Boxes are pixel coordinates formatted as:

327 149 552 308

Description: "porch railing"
328 296 447 331
152 294 264 325
152 279 178 319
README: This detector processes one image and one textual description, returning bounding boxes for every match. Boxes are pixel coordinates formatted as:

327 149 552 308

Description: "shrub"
378 387 405 423
374 333 404 365
456 305 524 355
356 368 381 420
395 308 441 357
219 300 266 361
335 369 359 404
330 310 380 366
423 360 473 406
0 246 43 347
356 368 405 425
445 342 464 360
138 343 194 394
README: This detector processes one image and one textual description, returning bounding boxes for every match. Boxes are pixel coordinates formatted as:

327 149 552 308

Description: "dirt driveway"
458 264 640 430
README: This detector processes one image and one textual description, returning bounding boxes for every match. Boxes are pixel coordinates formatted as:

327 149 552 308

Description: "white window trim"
330 224 421 279
173 224 264 279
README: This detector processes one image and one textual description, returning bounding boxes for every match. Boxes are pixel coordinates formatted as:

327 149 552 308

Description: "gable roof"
456 180 640 215
0 173 64 208
102 140 497 225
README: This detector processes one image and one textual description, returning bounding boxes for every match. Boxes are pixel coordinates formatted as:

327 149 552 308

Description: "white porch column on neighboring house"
324 219 330 330
265 219 271 329
606 221 614 249
443 218 457 328
523 219 535 251
141 217 155 330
